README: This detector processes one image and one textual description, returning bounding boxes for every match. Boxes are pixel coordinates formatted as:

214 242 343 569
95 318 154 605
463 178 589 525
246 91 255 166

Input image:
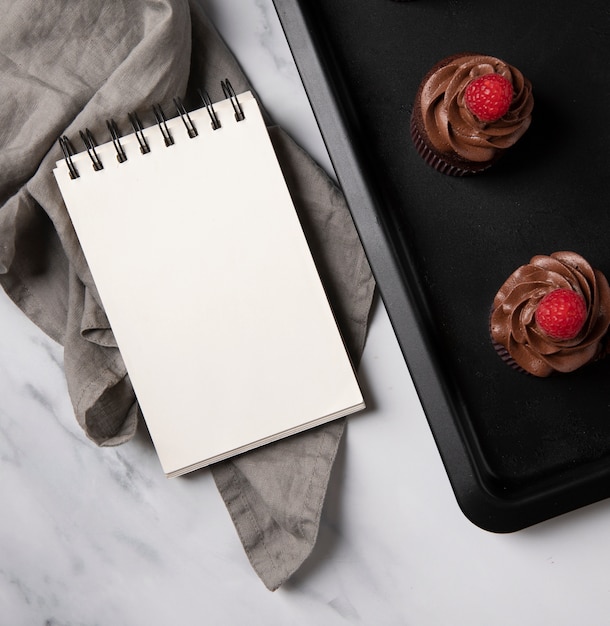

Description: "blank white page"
54 91 364 477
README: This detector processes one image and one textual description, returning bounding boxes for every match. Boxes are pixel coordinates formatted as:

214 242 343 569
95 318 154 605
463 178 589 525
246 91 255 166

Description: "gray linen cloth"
0 0 374 590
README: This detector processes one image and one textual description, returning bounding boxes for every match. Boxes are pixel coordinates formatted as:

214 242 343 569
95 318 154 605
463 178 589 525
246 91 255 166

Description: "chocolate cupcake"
410 53 534 175
490 252 610 377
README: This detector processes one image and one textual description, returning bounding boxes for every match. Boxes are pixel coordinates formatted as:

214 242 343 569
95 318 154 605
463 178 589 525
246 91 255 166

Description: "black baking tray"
272 0 610 532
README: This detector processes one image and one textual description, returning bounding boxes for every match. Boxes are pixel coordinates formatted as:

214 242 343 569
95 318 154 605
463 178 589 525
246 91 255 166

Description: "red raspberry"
535 289 588 340
464 73 513 122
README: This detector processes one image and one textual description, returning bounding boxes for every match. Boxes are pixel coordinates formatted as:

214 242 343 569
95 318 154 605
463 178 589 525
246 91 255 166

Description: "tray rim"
272 0 610 532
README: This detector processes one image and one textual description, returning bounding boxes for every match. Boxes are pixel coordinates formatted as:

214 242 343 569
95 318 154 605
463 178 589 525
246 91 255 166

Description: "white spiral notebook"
53 84 365 478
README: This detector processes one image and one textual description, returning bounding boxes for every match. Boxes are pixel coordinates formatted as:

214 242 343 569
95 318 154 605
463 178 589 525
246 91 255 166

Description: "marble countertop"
3 1 610 624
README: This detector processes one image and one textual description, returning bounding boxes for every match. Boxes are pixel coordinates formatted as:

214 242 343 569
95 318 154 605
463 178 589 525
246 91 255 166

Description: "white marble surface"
3 0 610 624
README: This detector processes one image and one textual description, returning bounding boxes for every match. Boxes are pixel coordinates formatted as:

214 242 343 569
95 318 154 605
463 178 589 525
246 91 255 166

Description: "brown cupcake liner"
409 113 490 177
490 337 530 375
488 308 529 375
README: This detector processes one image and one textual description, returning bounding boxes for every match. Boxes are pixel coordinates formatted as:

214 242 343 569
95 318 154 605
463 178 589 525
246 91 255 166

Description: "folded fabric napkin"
0 0 374 590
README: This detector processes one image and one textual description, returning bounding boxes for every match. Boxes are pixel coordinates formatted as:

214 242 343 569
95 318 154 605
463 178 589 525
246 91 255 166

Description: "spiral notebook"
53 84 365 478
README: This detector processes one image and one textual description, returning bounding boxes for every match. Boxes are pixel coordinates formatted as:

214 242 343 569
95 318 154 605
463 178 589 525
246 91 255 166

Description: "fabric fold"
0 0 375 589
212 419 346 591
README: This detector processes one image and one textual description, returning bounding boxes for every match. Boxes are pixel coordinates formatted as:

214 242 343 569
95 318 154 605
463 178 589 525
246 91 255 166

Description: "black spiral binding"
58 135 79 180
79 129 104 171
174 97 198 138
198 89 221 130
152 104 174 147
221 79 245 122
106 119 127 163
58 82 246 180
127 111 151 155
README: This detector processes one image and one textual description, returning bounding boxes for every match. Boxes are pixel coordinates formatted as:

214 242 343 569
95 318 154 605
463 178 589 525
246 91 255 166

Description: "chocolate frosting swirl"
490 252 610 377
420 54 534 162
